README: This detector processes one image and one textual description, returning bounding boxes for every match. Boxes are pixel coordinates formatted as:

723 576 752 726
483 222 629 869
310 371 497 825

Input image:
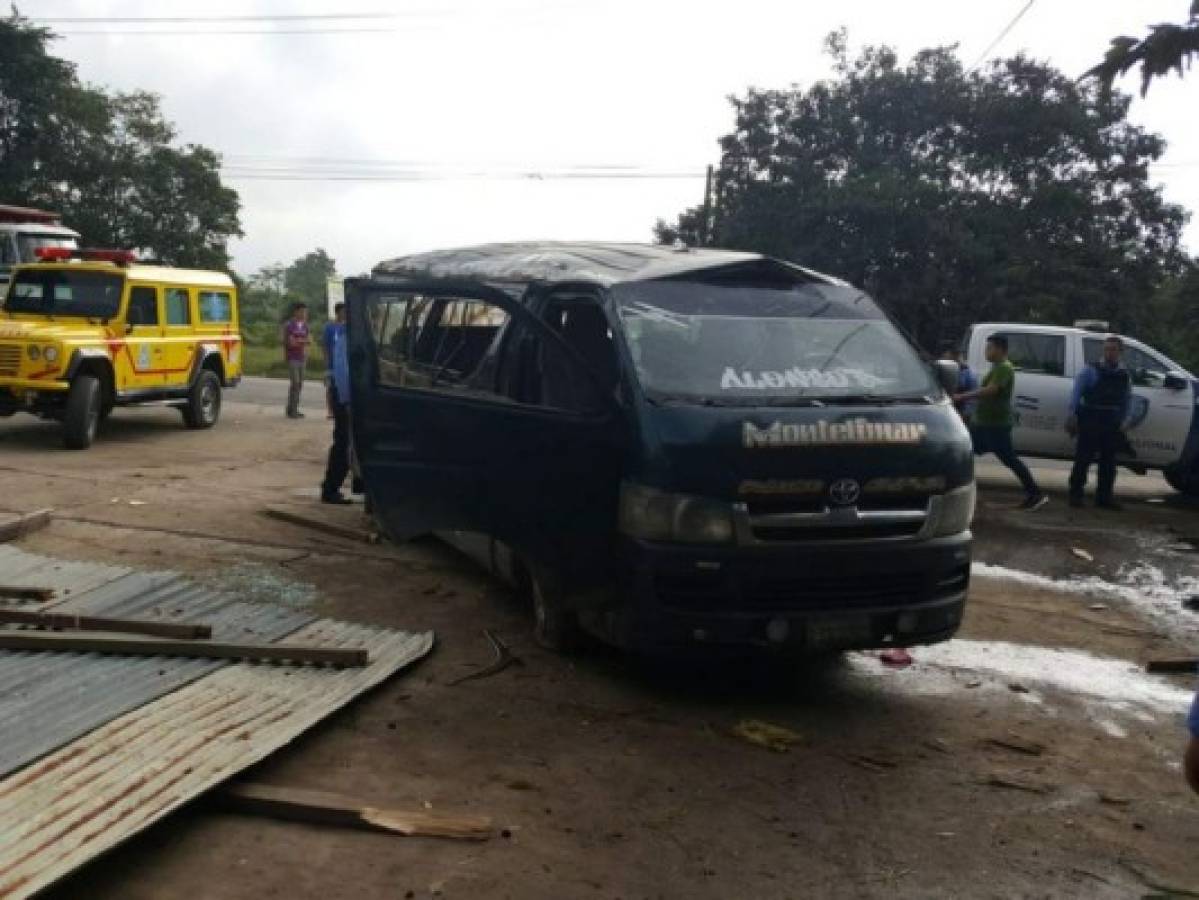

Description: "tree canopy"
1087 1 1199 96
657 33 1192 352
0 12 242 268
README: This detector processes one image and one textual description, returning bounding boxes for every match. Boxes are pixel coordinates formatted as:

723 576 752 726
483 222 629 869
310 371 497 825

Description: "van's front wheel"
529 567 584 654
1165 465 1199 497
63 375 101 449
182 371 221 429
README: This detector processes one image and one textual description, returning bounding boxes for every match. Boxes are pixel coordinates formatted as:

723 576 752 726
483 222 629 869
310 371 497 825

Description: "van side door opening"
348 279 625 585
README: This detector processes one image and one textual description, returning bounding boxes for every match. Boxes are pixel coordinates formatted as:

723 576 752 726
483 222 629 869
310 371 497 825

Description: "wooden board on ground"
0 509 52 544
261 506 377 544
0 608 212 640
218 782 493 840
0 630 369 666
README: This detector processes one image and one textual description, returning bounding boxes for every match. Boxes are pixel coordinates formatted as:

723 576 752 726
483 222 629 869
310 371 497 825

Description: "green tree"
0 11 242 268
1087 1 1199 96
284 248 337 308
657 34 1190 349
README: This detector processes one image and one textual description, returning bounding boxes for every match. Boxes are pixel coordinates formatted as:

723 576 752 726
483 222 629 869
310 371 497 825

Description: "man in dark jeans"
955 334 1048 511
320 303 353 504
1067 335 1132 511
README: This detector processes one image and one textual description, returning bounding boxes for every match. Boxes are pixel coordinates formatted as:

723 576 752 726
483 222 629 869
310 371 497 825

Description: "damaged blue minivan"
347 242 974 655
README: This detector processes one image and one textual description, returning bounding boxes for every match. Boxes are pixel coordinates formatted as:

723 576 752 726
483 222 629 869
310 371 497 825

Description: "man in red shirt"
283 303 310 419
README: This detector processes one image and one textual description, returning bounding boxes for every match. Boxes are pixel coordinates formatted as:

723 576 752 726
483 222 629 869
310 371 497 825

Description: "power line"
220 169 706 182
35 12 399 23
57 28 394 36
967 0 1036 73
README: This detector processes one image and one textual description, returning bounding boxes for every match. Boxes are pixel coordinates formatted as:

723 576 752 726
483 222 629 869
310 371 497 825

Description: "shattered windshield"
613 265 935 404
4 269 124 319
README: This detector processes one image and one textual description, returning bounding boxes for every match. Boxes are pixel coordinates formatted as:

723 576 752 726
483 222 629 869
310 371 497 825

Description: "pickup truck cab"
0 205 80 290
962 323 1199 495
348 242 975 656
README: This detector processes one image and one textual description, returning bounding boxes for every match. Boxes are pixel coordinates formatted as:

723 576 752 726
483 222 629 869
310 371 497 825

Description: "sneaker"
1068 495 1084 509
321 492 353 505
1018 494 1049 512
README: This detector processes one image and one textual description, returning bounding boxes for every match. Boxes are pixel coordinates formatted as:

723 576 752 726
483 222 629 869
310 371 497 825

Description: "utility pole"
700 164 713 246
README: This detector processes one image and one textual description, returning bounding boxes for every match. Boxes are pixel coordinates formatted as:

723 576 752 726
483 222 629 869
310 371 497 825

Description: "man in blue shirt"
942 348 979 422
1067 335 1132 511
1188 691 1199 795
320 304 354 504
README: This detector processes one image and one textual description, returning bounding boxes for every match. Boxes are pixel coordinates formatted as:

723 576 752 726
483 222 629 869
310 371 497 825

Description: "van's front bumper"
589 534 971 654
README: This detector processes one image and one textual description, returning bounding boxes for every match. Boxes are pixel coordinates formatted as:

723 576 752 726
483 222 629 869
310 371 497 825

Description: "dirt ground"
2 384 1198 900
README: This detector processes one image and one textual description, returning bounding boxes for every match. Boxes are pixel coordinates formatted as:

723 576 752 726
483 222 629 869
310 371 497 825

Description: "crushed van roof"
372 241 830 287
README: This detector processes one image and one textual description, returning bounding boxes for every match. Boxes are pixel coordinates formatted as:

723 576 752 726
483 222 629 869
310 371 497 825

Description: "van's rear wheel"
529 566 584 654
63 375 101 449
182 371 221 429
1165 465 1199 497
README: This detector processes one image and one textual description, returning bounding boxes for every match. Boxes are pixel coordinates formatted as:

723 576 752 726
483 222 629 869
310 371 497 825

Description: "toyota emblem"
828 478 861 506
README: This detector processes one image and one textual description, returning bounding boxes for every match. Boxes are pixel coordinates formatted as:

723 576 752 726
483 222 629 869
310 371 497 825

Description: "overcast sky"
30 0 1199 277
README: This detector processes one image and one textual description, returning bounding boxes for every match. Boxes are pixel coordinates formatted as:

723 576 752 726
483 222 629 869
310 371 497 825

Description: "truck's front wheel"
182 370 221 429
63 375 101 449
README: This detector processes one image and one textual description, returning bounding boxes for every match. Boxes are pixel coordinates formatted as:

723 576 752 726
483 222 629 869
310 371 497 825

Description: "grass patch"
240 342 325 381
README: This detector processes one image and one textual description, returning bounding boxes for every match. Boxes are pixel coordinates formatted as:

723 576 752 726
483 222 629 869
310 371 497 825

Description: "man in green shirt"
954 334 1048 511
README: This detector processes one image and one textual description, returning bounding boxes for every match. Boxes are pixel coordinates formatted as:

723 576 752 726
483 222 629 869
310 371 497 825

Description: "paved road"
231 375 325 412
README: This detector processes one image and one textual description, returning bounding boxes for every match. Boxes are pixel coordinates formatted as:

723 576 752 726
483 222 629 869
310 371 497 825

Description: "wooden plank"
1146 658 1198 674
0 509 52 544
261 506 375 544
0 631 369 667
0 586 56 602
218 783 493 841
0 608 212 640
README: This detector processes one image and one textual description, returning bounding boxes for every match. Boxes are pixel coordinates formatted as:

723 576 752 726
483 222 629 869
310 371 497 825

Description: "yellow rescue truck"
0 248 242 448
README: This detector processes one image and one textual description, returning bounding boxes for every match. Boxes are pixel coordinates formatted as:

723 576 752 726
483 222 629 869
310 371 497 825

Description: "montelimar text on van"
742 418 929 448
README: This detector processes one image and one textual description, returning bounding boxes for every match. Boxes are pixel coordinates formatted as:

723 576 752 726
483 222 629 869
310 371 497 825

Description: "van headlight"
619 482 734 544
26 345 40 361
42 346 58 363
933 482 976 536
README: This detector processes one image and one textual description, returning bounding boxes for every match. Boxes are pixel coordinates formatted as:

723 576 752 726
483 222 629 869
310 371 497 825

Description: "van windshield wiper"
831 393 934 406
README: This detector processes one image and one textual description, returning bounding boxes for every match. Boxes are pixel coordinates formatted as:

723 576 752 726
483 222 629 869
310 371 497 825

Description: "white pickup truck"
962 323 1199 496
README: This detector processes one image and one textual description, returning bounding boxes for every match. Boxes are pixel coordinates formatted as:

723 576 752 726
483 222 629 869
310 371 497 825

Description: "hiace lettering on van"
742 418 930 448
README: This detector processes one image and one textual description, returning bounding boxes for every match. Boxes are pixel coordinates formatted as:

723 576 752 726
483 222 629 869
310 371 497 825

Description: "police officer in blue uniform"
1067 335 1132 510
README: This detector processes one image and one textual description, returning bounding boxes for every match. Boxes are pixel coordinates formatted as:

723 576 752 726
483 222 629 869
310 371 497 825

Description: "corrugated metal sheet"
0 620 434 899
0 549 312 778
0 547 130 601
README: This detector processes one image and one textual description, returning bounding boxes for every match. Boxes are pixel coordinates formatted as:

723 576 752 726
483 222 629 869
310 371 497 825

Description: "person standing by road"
283 303 310 419
322 303 342 420
1067 335 1132 511
942 347 979 422
320 303 354 504
954 334 1048 511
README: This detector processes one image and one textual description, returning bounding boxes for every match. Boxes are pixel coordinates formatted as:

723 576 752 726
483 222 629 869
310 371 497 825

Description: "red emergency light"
80 248 138 264
34 247 73 261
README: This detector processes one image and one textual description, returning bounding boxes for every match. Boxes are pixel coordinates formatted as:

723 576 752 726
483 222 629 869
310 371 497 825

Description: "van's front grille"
0 344 20 377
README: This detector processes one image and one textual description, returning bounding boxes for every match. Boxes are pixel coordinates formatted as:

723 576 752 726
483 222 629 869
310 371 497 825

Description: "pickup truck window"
994 332 1065 376
1083 338 1170 387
